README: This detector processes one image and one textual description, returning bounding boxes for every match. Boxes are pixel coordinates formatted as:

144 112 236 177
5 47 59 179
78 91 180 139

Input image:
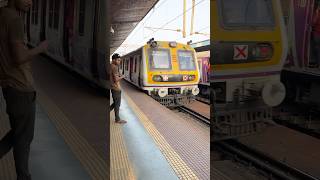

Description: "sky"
115 0 210 55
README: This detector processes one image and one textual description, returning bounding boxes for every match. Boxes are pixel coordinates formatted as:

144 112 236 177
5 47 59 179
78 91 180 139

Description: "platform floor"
239 125 320 178
0 93 91 180
0 55 109 180
110 92 178 180
110 81 210 180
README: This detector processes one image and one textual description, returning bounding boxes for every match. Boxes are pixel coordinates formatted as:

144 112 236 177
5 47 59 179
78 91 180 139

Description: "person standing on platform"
0 0 48 179
110 53 127 124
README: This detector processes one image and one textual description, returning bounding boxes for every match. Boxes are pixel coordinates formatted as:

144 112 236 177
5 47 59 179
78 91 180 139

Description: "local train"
197 50 210 85
280 0 320 107
211 0 288 141
191 40 210 99
119 39 200 107
24 0 108 89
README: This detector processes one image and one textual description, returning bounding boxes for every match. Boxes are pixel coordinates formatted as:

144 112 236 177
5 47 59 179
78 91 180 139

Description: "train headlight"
252 43 273 60
151 41 158 48
182 75 195 81
169 42 177 48
188 75 196 81
162 75 169 81
153 75 162 82
183 75 189 81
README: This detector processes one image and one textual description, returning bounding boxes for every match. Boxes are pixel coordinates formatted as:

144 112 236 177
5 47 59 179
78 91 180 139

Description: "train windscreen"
218 0 275 28
149 49 172 70
177 50 196 70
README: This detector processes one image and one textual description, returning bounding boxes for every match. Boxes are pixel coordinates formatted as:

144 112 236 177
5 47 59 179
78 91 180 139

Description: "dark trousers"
0 87 36 180
110 90 121 121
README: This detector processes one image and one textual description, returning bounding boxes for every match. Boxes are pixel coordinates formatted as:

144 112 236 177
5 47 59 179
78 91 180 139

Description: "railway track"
273 104 320 140
177 106 210 125
214 140 319 180
195 96 210 105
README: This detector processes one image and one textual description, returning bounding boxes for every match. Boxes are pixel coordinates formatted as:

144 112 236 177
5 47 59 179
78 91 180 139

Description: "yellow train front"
211 0 288 141
119 39 200 106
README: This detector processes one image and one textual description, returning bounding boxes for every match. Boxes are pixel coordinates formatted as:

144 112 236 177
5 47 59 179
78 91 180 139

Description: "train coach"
281 0 320 107
25 0 108 88
119 39 200 107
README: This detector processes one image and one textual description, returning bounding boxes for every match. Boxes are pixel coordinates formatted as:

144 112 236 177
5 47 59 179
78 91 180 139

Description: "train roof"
196 51 210 58
120 41 195 57
190 40 210 52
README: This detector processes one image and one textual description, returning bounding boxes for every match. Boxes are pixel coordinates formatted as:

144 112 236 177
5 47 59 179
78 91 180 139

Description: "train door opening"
46 0 64 58
136 55 140 86
28 0 40 44
121 59 125 75
26 8 31 42
40 0 47 41
138 55 142 87
310 0 320 67
63 0 75 64
129 57 134 81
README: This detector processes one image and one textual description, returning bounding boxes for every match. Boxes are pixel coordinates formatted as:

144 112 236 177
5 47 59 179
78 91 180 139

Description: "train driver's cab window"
149 49 172 70
178 50 196 70
218 0 275 28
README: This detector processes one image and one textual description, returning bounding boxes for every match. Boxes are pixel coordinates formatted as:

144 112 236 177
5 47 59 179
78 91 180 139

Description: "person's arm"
112 67 124 82
9 18 48 66
11 41 48 65
114 75 124 82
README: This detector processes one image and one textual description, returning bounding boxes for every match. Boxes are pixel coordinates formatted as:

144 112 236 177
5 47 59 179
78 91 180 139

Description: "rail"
215 140 320 180
178 106 210 125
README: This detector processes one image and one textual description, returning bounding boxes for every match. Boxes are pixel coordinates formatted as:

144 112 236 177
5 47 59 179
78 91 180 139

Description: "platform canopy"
110 0 159 54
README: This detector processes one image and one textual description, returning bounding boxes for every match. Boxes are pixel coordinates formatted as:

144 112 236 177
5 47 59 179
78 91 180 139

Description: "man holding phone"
110 53 127 124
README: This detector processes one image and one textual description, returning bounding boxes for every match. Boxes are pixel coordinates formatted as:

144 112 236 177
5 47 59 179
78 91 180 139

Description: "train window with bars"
148 49 172 70
48 0 60 30
218 0 275 28
31 0 39 25
177 50 196 70
78 0 86 36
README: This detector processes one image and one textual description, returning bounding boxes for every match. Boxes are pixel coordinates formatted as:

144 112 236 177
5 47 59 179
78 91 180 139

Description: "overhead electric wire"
143 0 208 41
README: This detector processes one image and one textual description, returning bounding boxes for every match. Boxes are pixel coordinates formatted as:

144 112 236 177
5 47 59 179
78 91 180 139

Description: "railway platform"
0 91 102 179
110 81 210 179
0 56 109 180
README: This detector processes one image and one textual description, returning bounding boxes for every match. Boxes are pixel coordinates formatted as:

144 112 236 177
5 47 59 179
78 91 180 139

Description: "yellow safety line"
110 111 136 180
123 92 199 180
110 91 135 179
36 88 108 180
